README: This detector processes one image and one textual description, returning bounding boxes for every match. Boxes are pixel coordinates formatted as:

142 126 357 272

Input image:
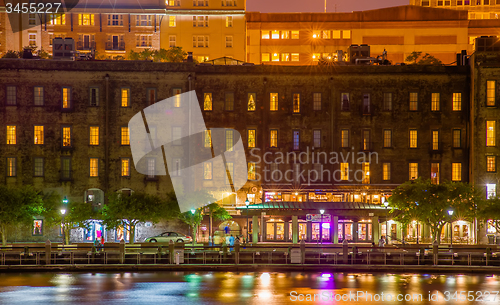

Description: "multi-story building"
410 0 500 19
246 5 471 65
0 53 477 244
0 0 246 61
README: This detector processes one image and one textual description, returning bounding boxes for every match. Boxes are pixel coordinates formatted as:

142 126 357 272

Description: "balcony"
76 41 95 50
105 41 125 51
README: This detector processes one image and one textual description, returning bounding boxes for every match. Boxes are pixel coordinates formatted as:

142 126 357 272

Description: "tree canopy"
389 178 482 243
405 51 442 65
128 46 187 62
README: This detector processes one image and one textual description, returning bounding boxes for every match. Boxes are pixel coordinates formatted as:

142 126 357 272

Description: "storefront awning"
236 202 388 210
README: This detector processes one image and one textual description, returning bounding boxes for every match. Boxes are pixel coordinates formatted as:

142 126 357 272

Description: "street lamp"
245 199 250 244
60 208 66 247
448 209 454 246
383 198 389 244
320 209 325 245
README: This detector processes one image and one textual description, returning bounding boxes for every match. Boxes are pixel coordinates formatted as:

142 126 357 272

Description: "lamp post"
191 209 196 246
383 198 389 244
245 199 250 244
320 209 325 245
60 208 66 248
448 209 454 246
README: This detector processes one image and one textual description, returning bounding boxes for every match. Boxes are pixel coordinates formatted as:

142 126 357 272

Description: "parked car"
145 232 192 243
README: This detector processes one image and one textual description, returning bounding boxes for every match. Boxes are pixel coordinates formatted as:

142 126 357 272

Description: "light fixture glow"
320 209 325 214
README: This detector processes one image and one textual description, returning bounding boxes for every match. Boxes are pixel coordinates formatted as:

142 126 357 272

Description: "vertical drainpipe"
105 74 110 197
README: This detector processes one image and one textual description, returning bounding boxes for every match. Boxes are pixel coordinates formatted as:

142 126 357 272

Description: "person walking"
229 235 235 252
100 236 105 252
378 236 386 248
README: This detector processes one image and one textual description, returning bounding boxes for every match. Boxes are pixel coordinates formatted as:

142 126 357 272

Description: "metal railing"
1 243 499 267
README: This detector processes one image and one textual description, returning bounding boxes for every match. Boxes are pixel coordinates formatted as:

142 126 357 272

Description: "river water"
0 272 499 304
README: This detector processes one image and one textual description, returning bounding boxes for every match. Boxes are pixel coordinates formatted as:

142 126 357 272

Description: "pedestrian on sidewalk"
229 235 235 252
378 236 386 248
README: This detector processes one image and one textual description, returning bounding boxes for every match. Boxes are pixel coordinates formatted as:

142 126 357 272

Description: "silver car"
145 232 192 243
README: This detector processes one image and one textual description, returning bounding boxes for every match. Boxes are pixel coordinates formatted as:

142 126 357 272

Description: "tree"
1 50 19 58
389 178 481 243
102 192 174 244
405 51 442 65
127 47 187 62
479 197 500 234
0 185 45 246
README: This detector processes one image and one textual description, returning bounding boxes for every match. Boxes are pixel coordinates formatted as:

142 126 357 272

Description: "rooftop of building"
0 58 470 75
246 5 468 22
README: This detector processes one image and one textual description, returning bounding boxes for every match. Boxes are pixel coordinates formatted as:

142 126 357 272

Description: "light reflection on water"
0 272 498 304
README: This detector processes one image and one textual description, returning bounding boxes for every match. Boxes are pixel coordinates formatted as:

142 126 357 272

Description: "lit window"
7 126 16 144
409 92 418 111
271 30 280 39
90 158 99 177
62 87 71 109
341 129 349 148
322 30 330 39
270 93 278 111
78 14 95 26
261 31 270 39
293 130 299 150
431 163 440 184
270 129 278 147
291 30 299 39
6 86 16 105
342 30 351 39
6 158 16 177
453 129 461 148
281 31 289 39
431 93 440 111
34 87 44 106
90 126 99 145
121 127 130 145
383 93 392 111
34 157 44 177
409 163 418 180
204 130 212 148
313 130 321 148
49 14 66 25
409 129 418 148
225 92 234 111
172 88 181 107
452 163 462 181
487 80 496 106
204 162 213 179
281 53 290 61
383 163 391 180
313 93 321 111
121 158 130 176
487 121 496 146
204 93 212 111
487 156 496 172
34 126 44 145
362 162 370 184
383 130 392 148
248 93 256 111
62 127 71 147
222 129 233 153
312 53 320 61
226 16 233 27
293 93 300 113
312 31 321 39
340 163 349 180
262 53 270 62
121 88 130 107
432 130 439 150
248 129 256 148
487 183 497 199
248 162 256 180
332 30 341 39
453 93 462 111
169 16 176 27
363 130 370 150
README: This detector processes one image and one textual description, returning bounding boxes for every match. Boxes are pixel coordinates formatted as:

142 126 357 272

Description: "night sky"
247 0 410 13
